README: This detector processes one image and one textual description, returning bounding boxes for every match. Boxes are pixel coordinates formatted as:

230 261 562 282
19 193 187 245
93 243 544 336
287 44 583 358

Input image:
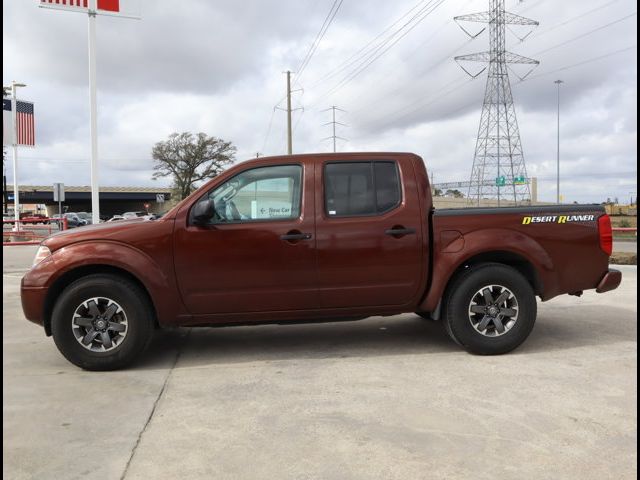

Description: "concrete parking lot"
614 240 637 253
3 246 637 480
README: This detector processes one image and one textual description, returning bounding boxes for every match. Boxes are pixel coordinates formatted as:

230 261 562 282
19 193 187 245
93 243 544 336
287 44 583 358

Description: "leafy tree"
152 132 236 200
433 187 443 197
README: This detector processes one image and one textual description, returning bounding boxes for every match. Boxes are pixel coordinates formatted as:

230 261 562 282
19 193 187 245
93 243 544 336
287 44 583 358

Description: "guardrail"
3 217 68 245
612 227 637 233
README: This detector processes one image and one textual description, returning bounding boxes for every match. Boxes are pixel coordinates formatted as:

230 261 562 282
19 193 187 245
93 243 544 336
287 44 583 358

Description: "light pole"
7 81 27 230
554 79 563 204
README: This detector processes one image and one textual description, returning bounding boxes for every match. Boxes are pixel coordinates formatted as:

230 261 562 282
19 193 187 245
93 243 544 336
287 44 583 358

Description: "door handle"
385 227 416 237
280 232 313 241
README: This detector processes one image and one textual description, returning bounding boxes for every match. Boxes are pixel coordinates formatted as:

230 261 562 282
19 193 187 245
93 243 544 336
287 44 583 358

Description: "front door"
173 162 317 315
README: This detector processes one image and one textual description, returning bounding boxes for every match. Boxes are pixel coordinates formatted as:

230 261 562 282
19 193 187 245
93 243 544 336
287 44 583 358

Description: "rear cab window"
324 161 401 217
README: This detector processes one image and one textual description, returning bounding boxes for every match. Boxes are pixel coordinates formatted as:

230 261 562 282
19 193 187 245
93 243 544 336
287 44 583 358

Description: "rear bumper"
596 269 622 293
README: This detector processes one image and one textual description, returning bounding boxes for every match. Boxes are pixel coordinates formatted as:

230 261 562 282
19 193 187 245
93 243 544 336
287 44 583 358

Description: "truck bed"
423 204 609 310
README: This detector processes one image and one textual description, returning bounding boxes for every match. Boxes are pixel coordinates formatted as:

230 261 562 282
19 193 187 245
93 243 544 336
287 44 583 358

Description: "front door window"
207 165 302 223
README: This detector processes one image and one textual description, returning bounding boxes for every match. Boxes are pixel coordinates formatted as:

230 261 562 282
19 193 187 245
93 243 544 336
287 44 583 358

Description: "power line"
363 33 636 133
260 108 277 154
435 44 638 122
526 0 622 41
292 108 305 134
350 2 475 117
313 0 447 104
521 45 637 81
311 0 436 88
355 2 636 127
358 76 472 131
293 0 344 85
532 11 637 56
324 0 448 99
351 38 473 119
263 0 343 154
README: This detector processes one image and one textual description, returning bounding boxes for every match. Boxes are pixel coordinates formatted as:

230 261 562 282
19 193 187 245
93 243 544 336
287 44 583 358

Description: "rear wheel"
51 274 154 370
443 263 536 355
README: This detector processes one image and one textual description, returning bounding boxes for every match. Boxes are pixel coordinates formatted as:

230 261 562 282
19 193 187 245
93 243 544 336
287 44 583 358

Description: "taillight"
598 214 613 256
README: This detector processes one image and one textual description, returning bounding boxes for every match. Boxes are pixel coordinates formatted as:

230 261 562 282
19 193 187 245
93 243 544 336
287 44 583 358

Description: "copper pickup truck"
21 153 621 370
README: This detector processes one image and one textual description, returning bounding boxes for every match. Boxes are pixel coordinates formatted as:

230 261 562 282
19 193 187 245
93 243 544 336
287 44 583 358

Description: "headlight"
32 245 52 267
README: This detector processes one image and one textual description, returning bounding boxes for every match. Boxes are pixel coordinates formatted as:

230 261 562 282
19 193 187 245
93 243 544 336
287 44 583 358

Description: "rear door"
173 160 317 315
315 156 425 308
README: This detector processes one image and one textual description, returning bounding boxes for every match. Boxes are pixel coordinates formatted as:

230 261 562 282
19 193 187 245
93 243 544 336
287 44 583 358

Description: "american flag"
2 99 35 147
40 0 120 12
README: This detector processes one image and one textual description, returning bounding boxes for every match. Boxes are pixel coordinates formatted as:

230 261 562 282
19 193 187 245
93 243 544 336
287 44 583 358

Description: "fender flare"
420 228 557 312
34 240 186 327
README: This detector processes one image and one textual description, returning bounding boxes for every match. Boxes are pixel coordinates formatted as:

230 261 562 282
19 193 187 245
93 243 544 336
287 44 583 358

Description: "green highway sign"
514 176 527 185
496 176 506 187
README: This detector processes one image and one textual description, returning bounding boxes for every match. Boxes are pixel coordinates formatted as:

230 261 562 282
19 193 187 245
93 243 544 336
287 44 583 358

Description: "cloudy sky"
3 0 637 203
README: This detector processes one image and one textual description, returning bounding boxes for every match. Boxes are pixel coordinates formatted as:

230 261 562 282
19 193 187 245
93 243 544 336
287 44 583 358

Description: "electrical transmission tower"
455 0 539 205
322 106 348 152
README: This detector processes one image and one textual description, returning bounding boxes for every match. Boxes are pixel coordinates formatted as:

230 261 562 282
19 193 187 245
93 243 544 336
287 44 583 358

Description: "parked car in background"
3 213 15 226
107 215 125 222
122 211 148 219
75 212 93 225
122 211 157 221
20 213 49 225
51 213 84 228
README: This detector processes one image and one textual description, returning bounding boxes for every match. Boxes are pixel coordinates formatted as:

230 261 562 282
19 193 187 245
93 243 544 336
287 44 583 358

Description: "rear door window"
324 161 401 217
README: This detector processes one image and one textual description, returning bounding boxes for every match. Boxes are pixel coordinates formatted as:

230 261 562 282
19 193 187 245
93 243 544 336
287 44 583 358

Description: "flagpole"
11 81 26 232
88 0 100 224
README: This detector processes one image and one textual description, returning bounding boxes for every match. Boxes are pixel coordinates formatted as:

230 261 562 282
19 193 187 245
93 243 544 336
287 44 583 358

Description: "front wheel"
51 274 155 370
443 263 537 355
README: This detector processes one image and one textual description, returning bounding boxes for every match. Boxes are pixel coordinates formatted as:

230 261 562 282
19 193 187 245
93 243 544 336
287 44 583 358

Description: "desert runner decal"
522 214 595 225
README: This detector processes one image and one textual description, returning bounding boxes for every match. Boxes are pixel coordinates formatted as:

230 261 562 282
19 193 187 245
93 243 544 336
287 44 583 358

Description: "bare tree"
152 132 236 200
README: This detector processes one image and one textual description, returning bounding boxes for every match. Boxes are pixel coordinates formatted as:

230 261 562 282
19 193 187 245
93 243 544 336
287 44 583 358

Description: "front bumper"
20 277 47 328
596 269 622 293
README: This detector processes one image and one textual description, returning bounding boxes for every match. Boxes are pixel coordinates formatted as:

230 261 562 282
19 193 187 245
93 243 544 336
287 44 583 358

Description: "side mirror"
192 199 215 225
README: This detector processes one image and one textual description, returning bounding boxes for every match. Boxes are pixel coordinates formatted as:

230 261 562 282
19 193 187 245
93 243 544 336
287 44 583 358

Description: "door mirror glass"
192 199 215 224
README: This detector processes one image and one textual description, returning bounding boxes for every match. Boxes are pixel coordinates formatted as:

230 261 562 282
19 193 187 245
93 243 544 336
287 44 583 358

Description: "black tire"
443 263 536 355
51 274 155 371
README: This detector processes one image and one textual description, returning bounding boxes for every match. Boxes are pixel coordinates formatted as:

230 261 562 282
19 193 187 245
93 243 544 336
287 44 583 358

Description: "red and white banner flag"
40 0 120 13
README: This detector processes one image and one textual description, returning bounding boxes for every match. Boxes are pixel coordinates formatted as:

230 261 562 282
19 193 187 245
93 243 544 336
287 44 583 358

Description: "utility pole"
555 79 563 204
286 70 293 155
274 71 303 155
321 106 347 152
